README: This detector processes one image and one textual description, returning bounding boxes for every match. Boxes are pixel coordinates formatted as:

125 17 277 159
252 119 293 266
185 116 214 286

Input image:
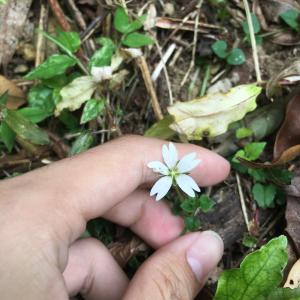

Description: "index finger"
3 135 230 237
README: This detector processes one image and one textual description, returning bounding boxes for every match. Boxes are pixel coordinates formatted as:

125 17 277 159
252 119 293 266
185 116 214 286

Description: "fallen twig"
136 56 163 120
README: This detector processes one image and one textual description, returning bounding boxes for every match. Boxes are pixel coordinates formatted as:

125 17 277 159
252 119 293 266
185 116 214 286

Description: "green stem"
199 64 211 97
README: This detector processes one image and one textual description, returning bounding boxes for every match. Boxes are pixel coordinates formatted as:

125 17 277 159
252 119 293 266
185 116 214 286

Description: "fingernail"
186 231 223 282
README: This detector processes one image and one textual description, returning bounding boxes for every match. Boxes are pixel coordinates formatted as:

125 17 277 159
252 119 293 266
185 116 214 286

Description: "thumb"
123 231 223 300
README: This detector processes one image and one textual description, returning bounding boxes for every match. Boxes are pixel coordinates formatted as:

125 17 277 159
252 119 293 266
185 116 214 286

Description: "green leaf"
54 28 81 53
3 109 49 145
123 14 147 34
180 199 196 213
184 216 201 232
28 84 55 114
198 195 215 213
0 122 15 152
214 236 288 300
42 74 69 88
144 115 175 139
58 110 79 130
89 38 116 68
248 168 268 182
242 13 261 34
80 98 105 124
122 32 154 48
245 142 266 160
18 107 50 123
227 48 246 65
252 183 277 208
267 287 300 299
69 132 94 156
268 168 292 185
114 7 130 33
212 40 228 59
25 54 76 80
236 127 253 139
280 9 300 32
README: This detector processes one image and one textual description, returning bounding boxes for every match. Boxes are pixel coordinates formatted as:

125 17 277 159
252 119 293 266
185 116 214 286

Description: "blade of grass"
243 0 262 83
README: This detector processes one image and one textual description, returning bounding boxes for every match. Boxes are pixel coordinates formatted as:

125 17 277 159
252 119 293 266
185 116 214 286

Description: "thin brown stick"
35 0 49 67
48 0 71 31
136 56 163 120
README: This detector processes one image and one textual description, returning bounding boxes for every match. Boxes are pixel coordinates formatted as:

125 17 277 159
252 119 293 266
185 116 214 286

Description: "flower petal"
150 176 172 201
147 161 169 175
175 174 200 197
177 152 201 173
162 142 178 169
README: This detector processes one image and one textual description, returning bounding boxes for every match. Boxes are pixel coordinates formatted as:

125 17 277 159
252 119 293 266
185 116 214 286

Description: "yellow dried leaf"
284 259 300 289
168 84 262 140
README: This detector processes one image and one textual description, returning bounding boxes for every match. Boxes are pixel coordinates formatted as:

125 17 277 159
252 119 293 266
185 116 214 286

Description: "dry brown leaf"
155 17 221 33
0 75 26 109
0 0 33 67
286 196 300 255
271 31 300 46
274 92 300 160
108 237 148 268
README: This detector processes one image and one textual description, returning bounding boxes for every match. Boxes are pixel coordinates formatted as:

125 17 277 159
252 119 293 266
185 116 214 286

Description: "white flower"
91 66 113 82
148 142 201 201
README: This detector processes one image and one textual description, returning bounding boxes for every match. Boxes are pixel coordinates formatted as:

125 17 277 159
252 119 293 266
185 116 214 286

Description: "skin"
0 135 230 300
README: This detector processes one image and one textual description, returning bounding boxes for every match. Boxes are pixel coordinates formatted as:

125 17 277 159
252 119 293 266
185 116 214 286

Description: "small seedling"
148 142 215 232
242 13 262 45
232 141 292 209
212 40 246 65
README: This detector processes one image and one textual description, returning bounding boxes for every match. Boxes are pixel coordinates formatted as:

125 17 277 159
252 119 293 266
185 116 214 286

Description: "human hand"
0 135 230 300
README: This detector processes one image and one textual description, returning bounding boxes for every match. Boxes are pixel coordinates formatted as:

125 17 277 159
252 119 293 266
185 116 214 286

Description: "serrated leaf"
54 29 81 53
184 216 201 232
212 40 228 59
25 55 76 80
168 84 261 140
280 9 300 32
55 76 97 115
18 107 50 123
89 37 116 68
0 122 15 152
227 48 246 65
122 32 154 48
242 13 261 34
69 132 94 156
114 7 130 33
214 236 288 300
3 109 49 145
180 200 195 213
80 98 105 124
198 195 215 213
144 115 175 139
252 183 277 208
